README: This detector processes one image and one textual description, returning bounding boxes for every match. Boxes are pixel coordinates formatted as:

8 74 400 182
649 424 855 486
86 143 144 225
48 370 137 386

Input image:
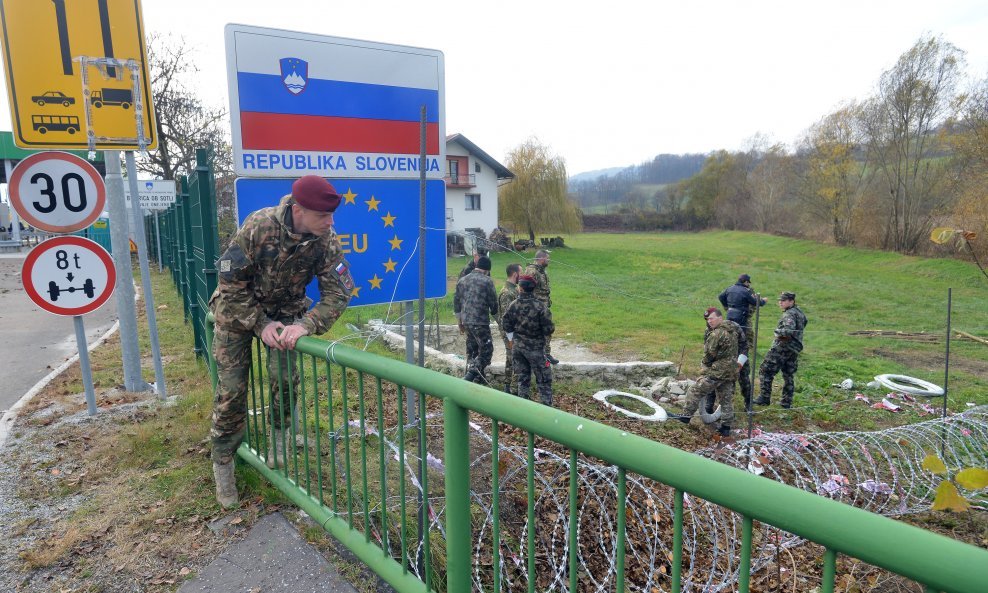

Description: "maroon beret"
292 175 340 212
704 307 721 319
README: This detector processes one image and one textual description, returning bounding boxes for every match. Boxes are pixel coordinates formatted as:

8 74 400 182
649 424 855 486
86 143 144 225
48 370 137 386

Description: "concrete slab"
178 512 359 593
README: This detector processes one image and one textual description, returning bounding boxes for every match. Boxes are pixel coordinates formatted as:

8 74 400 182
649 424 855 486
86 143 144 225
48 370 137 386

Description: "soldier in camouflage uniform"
495 263 521 393
458 248 488 280
524 250 557 364
755 292 808 409
502 275 555 405
677 308 741 437
209 175 353 508
718 273 766 406
454 256 498 384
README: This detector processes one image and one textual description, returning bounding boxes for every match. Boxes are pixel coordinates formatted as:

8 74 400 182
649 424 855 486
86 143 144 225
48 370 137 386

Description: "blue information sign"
235 178 447 307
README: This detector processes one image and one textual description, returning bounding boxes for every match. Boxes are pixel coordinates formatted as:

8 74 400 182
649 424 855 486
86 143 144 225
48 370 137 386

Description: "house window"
475 162 481 173
465 194 481 211
448 159 459 180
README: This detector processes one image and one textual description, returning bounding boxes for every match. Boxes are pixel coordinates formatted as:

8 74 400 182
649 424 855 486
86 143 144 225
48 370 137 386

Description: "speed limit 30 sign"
21 236 116 316
8 151 106 233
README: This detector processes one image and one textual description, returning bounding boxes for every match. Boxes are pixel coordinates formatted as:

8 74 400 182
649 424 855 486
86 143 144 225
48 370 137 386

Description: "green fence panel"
188 148 219 358
202 314 988 593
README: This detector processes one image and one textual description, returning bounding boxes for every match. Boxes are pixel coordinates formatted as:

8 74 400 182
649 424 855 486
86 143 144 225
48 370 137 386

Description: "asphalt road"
0 251 118 413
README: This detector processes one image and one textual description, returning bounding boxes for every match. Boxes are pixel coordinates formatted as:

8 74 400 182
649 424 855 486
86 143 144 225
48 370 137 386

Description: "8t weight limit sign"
22 236 116 316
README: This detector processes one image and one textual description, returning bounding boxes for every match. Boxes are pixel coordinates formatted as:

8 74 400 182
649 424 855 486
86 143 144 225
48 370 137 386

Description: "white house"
444 133 514 237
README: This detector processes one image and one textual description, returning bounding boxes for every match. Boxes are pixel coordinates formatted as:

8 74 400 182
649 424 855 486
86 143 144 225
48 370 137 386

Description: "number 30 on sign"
8 151 106 233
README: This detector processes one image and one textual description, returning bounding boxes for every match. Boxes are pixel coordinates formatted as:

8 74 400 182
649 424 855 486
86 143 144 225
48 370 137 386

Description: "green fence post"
443 398 471 593
175 179 191 322
180 176 204 357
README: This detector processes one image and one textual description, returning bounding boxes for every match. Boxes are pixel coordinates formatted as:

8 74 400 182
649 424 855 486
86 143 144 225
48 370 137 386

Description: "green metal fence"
148 149 220 358
201 315 988 593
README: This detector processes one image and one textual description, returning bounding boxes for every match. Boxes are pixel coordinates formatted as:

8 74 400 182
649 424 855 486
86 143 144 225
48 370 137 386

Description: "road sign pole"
104 150 145 392
3 160 22 247
125 151 166 399
73 315 98 416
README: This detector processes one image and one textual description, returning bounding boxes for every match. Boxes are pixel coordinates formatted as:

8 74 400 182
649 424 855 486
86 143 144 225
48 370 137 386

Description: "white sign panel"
21 236 116 316
8 152 106 233
225 25 446 179
124 179 177 211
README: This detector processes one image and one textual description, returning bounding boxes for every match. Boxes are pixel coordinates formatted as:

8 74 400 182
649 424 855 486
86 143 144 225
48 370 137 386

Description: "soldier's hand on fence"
261 321 287 349
278 324 310 349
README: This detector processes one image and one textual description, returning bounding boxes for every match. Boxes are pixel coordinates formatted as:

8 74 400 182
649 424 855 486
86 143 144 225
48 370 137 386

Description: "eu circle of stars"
235 178 448 307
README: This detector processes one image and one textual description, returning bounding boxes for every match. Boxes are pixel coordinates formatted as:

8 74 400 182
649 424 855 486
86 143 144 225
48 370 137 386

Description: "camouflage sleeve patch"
217 242 253 282
335 260 354 292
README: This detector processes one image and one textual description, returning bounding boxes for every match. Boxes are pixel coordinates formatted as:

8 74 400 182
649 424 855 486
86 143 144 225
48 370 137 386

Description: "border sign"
0 0 157 150
225 25 445 179
8 151 106 233
21 235 116 316
235 178 447 307
124 179 176 211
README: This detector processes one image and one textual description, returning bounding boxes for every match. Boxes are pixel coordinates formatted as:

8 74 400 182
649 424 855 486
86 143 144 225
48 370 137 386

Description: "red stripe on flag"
240 112 440 153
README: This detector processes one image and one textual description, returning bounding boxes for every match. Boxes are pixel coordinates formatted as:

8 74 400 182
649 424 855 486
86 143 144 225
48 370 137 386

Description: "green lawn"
331 230 987 432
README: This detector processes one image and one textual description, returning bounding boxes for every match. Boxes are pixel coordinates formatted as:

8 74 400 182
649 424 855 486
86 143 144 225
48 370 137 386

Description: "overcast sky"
3 0 988 176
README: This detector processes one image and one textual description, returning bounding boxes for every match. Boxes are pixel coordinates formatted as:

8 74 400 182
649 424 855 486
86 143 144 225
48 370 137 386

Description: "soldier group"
454 248 557 405
205 172 809 508
678 274 808 436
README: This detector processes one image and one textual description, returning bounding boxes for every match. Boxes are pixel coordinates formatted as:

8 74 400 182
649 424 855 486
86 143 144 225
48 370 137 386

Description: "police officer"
209 175 353 508
677 308 741 437
454 255 498 384
525 249 557 364
496 263 521 393
755 292 808 409
718 273 766 405
502 275 555 405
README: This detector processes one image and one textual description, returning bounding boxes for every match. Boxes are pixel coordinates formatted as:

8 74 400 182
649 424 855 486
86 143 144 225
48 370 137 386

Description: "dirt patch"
872 347 988 378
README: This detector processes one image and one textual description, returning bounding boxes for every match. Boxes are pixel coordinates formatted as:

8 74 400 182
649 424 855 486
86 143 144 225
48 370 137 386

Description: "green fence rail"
199 314 988 593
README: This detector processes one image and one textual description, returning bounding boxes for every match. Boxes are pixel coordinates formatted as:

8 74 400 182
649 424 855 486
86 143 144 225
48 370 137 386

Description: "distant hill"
568 167 626 183
569 153 707 209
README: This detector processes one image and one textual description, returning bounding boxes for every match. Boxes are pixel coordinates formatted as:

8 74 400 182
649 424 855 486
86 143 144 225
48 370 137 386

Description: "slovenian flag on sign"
227 27 446 179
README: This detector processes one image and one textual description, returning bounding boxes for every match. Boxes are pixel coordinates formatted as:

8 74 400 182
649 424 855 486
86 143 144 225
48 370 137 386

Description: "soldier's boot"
703 394 716 415
545 354 560 365
780 399 793 409
753 397 771 406
463 368 478 383
266 429 285 469
213 461 239 509
717 424 732 437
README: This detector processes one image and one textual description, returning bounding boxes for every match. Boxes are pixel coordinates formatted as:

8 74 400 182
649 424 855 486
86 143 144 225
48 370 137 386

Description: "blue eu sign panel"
235 178 447 307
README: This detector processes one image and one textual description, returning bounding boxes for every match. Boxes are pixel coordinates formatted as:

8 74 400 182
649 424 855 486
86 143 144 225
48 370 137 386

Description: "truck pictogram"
91 88 132 109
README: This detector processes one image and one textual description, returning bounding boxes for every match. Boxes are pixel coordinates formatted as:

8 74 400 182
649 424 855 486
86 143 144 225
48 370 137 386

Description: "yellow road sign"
0 0 157 150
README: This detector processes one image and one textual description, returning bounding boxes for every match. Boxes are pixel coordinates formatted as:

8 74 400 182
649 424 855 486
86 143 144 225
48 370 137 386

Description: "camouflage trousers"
211 325 300 464
500 333 514 389
465 324 494 376
758 347 799 405
737 359 753 406
514 346 552 405
682 376 736 427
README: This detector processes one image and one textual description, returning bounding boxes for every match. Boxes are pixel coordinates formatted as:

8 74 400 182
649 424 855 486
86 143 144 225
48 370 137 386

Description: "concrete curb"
0 320 120 451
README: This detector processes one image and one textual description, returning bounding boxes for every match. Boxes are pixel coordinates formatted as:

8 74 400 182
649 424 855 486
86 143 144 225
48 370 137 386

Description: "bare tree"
862 36 965 253
498 137 581 240
748 144 795 232
140 34 232 182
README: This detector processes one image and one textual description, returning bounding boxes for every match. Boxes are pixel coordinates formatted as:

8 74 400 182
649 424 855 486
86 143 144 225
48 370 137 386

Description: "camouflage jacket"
209 195 353 337
524 262 551 307
495 281 519 336
457 260 476 281
700 321 740 381
453 269 497 325
502 293 554 352
771 305 807 353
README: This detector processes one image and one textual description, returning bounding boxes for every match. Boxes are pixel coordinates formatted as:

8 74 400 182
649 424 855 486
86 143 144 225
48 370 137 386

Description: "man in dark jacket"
502 275 555 405
755 292 808 408
458 248 489 280
454 255 498 384
718 273 766 405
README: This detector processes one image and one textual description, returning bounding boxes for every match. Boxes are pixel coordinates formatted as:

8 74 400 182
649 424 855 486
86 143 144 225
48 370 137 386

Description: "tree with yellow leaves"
498 138 582 241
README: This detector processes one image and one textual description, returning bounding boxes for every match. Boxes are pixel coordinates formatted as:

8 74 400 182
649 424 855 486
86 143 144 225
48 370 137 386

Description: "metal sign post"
124 151 166 398
73 315 99 415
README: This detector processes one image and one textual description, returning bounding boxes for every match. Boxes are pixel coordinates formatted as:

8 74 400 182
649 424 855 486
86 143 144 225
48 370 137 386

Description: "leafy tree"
798 102 874 244
862 36 965 253
748 143 796 233
947 74 988 264
499 138 581 240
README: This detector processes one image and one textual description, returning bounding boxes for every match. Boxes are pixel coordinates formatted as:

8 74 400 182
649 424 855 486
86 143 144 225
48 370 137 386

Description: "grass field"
337 230 988 433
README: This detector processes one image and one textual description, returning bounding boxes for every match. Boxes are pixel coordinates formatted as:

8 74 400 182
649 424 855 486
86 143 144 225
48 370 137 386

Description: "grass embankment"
10 230 987 590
